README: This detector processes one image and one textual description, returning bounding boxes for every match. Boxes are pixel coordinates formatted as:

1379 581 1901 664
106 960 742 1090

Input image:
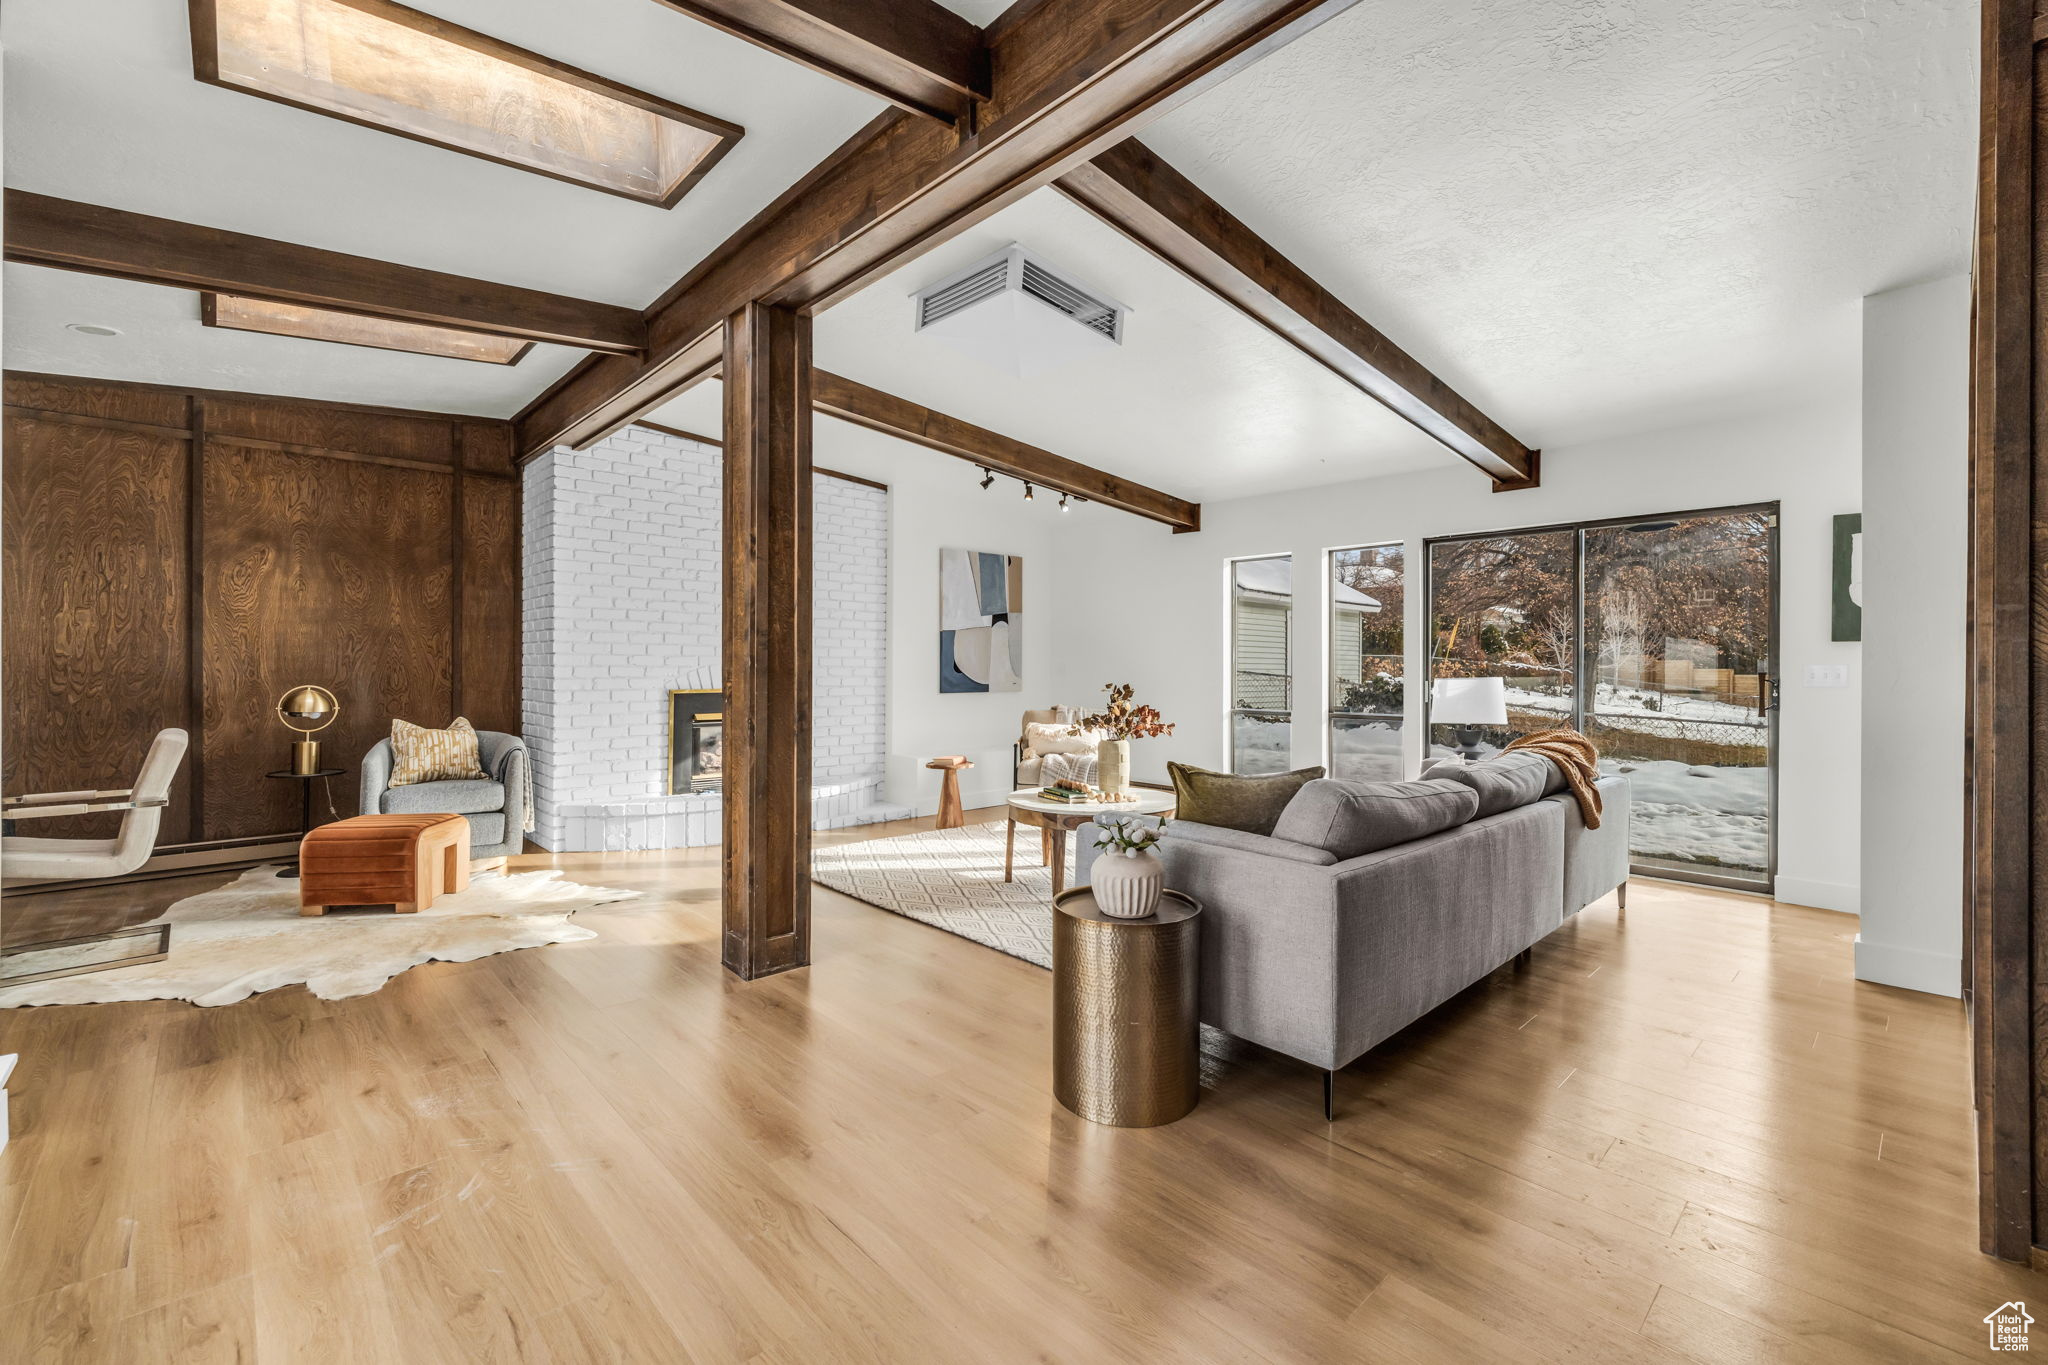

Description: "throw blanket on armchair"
1503 728 1603 828
1041 751 1100 787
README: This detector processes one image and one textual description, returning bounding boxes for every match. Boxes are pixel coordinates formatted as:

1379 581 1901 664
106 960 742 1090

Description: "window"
191 0 744 207
1426 507 1778 891
1230 556 1292 774
201 294 535 364
1329 544 1403 782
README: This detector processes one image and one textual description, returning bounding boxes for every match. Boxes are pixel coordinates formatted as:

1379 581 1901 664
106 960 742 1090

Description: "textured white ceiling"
3 0 1978 464
1138 0 1976 450
805 189 1448 501
675 0 1975 501
1 0 879 412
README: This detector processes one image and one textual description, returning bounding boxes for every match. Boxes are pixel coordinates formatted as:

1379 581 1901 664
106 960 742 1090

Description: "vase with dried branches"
1070 683 1175 799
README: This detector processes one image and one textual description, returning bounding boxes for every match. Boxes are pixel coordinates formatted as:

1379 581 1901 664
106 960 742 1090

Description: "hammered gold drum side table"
1052 888 1201 1127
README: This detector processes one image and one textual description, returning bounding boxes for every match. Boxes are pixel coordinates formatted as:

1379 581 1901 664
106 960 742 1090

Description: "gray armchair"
360 730 529 861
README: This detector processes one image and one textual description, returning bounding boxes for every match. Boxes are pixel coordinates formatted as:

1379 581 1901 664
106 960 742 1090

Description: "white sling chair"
2 728 189 884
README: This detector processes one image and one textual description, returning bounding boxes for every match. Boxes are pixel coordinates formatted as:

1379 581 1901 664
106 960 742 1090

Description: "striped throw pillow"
388 716 488 787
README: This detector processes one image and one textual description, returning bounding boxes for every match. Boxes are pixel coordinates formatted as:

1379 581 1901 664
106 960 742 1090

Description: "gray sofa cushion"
1270 778 1478 859
1423 751 1569 796
464 811 508 848
1427 751 1557 817
382 778 506 816
1167 820 1339 866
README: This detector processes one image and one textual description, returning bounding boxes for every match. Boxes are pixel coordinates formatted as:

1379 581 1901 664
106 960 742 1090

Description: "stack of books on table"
1036 779 1099 804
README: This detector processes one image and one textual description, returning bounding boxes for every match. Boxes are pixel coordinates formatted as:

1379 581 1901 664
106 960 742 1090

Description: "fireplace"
668 690 723 793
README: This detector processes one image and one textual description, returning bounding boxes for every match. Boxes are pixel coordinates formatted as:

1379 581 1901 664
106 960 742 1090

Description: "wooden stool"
925 756 973 830
298 814 470 916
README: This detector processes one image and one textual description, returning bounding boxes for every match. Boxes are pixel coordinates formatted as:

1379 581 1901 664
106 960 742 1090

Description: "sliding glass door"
1582 512 1775 887
1427 505 1778 891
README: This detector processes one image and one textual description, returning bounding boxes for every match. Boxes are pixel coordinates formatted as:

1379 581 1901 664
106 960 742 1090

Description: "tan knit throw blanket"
1503 728 1603 828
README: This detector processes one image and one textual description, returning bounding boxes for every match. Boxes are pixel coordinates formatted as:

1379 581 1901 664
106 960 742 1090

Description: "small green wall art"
1831 512 1861 643
939 547 1022 693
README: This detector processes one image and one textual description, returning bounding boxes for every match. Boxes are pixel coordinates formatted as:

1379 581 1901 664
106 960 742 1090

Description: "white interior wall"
1857 274 1970 996
804 416 1063 818
1047 391 1866 913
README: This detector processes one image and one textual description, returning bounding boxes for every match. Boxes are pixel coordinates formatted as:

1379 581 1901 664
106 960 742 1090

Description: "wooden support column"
1970 0 2040 1262
720 302 814 979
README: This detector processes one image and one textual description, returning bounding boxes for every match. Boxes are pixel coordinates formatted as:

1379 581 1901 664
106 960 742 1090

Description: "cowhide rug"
0 865 640 1008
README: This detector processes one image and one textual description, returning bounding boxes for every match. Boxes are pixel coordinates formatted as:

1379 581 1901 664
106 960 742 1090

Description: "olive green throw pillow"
1167 762 1326 837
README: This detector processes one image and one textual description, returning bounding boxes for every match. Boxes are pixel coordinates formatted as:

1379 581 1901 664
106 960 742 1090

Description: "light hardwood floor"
0 808 2035 1363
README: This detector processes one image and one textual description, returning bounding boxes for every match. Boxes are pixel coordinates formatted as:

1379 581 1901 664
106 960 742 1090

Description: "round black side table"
265 767 345 879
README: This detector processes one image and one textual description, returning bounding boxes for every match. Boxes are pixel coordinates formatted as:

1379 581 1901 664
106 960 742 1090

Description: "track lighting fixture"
973 468 1087 509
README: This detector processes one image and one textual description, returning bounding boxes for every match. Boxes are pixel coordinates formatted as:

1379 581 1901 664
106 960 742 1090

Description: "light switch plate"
1804 664 1850 688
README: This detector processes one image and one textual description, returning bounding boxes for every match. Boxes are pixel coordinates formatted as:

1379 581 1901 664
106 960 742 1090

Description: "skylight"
201 293 535 365
190 0 744 207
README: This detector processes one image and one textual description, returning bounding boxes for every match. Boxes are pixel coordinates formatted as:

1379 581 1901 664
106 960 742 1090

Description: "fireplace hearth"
669 690 723 793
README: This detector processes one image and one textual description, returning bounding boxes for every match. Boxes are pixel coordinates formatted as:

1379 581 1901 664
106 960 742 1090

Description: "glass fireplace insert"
668 690 723 794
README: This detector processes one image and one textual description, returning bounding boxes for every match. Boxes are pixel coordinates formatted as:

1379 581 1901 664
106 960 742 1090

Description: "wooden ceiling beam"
583 371 1201 531
1055 139 1539 487
3 190 647 355
516 0 1361 457
650 0 986 123
810 370 1199 531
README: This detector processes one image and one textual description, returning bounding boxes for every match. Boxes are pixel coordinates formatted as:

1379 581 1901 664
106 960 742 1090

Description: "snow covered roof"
1234 557 1381 611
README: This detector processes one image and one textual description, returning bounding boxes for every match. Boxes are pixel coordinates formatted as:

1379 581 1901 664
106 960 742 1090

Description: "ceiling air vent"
911 244 1129 378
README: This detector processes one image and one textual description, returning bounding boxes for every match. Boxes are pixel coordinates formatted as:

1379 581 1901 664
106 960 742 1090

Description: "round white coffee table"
1005 788 1175 897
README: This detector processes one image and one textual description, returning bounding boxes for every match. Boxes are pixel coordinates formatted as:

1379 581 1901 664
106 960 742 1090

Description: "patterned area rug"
0 865 641 1009
811 821 1061 968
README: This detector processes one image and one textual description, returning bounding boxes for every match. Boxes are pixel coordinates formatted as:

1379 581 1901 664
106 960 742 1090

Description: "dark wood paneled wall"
2 372 520 852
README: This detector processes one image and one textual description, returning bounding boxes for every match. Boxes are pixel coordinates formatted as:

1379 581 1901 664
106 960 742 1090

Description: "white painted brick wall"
522 427 891 850
814 475 890 784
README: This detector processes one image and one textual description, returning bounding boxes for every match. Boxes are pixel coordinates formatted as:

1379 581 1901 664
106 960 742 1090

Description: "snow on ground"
1600 757 1767 871
1503 683 1764 730
1331 719 1401 782
1231 715 1294 775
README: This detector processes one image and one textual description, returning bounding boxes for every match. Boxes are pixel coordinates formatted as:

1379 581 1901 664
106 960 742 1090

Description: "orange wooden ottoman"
298 814 470 916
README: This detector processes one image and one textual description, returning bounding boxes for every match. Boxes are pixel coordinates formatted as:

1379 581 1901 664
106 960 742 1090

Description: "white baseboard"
910 781 1014 820
1854 935 1963 998
1772 876 1860 915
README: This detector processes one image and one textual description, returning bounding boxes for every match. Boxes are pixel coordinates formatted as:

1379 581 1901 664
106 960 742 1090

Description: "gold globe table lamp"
277 685 339 776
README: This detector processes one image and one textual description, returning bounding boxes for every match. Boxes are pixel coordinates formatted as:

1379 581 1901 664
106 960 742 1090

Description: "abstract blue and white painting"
938 547 1022 693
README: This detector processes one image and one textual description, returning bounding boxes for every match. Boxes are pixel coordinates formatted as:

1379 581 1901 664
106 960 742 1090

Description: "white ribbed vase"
1097 739 1132 797
1092 846 1163 919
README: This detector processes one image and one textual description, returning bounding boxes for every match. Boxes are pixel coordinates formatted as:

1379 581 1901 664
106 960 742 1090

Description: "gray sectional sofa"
1075 752 1630 1117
